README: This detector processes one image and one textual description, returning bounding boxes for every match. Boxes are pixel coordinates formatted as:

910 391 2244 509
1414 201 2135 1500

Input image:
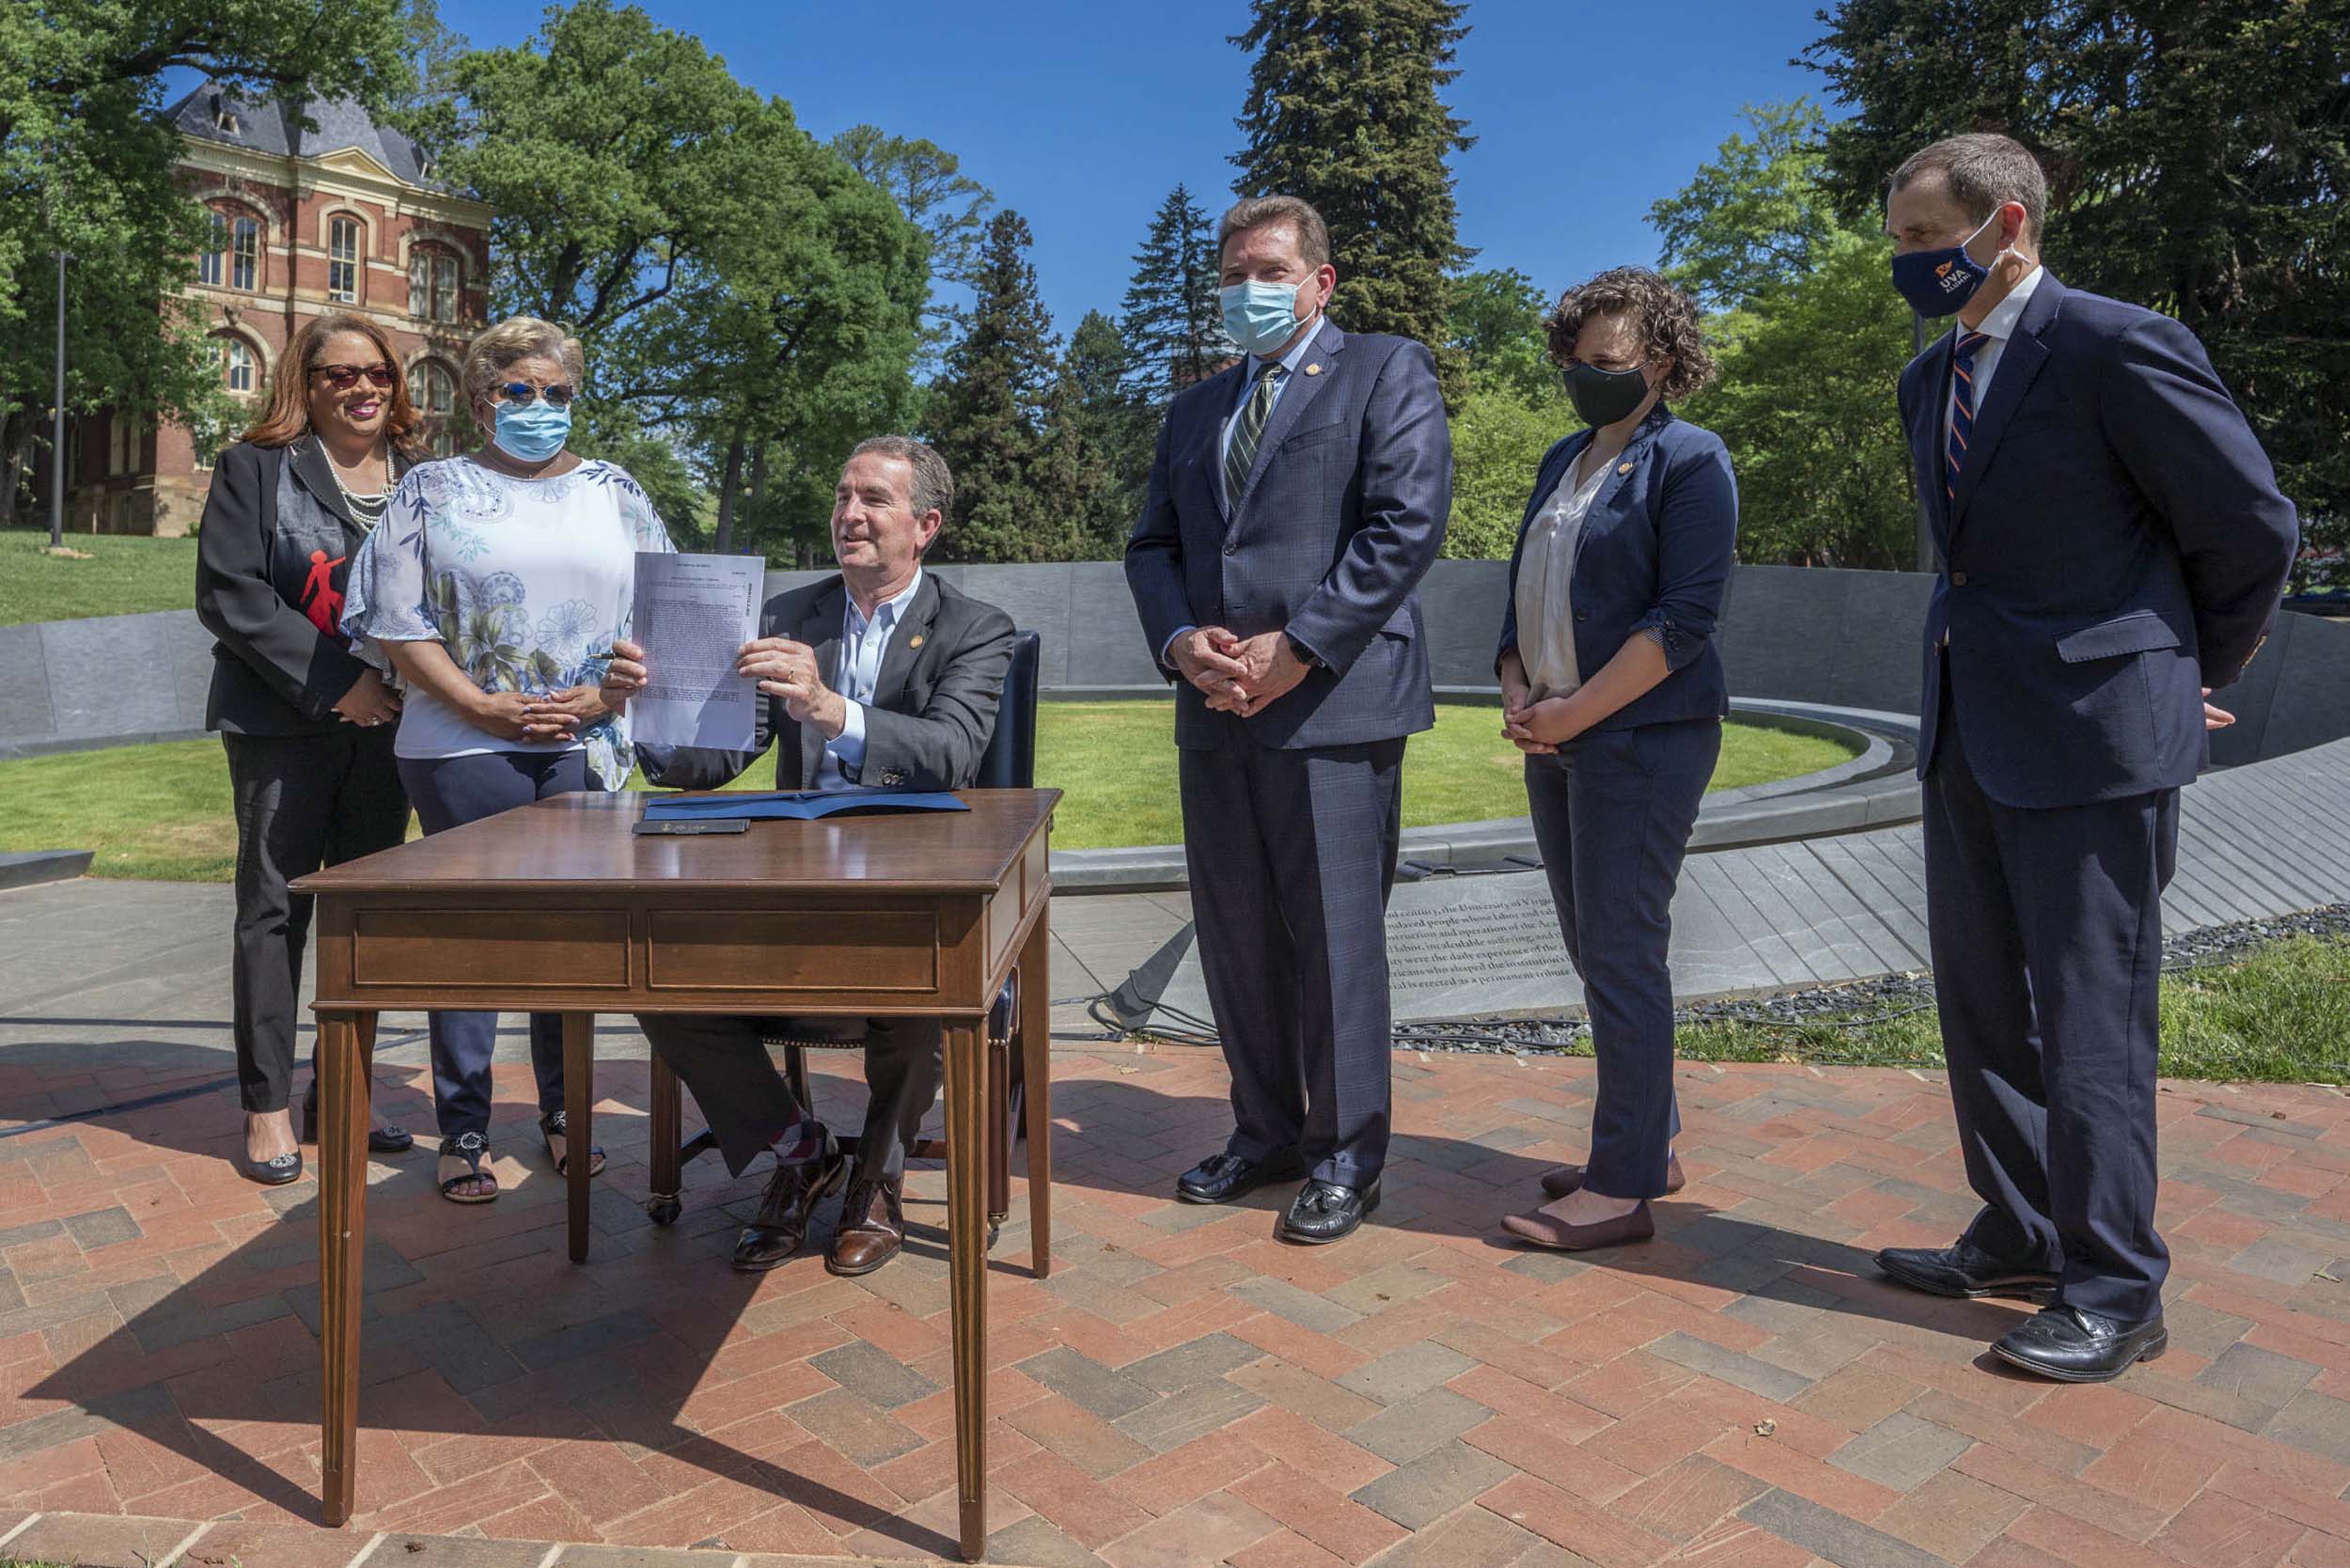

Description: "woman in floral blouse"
344 315 675 1203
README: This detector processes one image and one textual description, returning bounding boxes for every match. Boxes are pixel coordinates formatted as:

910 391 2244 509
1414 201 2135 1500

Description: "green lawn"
0 707 1855 877
0 530 198 626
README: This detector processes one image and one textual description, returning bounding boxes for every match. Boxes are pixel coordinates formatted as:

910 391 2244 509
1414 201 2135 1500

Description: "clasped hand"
601 635 846 737
469 684 602 744
1498 655 1581 754
1173 628 1308 720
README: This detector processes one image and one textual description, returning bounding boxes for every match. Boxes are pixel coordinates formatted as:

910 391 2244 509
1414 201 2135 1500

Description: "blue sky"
400 2 1833 334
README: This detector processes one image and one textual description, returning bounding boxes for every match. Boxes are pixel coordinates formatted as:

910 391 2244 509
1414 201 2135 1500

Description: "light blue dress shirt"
812 568 923 792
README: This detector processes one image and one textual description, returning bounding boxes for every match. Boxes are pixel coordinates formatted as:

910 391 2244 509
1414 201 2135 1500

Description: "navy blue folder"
639 789 970 822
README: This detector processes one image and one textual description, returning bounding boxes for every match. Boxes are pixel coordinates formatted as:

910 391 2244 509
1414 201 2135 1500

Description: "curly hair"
1543 267 1717 403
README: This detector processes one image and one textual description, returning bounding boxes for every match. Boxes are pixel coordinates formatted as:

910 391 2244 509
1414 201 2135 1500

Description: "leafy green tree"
1230 0 1476 398
1447 384 1559 559
1044 310 1152 558
1120 183 1228 403
1654 102 1919 569
0 0 410 520
1448 267 1556 402
1804 0 2350 572
923 211 1070 563
830 126 993 374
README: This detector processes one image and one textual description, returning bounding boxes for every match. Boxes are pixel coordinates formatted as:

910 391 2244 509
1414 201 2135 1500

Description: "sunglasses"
495 382 576 408
313 362 397 390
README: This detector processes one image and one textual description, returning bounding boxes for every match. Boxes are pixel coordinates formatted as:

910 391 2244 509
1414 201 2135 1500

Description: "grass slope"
0 531 198 626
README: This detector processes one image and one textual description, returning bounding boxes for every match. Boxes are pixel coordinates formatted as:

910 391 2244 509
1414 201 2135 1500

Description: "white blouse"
1512 450 1612 701
342 458 675 788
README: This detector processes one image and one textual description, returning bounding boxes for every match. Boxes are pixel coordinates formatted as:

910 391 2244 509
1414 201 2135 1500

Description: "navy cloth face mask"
1890 209 2003 318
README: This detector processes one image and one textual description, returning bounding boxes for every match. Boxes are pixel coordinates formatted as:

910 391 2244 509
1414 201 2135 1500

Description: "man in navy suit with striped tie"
1875 134 2298 1381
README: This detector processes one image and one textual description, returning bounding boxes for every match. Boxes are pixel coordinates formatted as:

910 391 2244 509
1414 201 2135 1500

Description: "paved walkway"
7 873 2350 1567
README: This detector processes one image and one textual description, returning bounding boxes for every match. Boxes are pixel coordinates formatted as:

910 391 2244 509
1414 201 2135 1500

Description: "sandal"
540 1110 605 1179
437 1133 498 1203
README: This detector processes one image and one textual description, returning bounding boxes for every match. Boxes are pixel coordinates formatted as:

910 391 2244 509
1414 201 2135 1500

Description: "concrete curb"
0 849 94 890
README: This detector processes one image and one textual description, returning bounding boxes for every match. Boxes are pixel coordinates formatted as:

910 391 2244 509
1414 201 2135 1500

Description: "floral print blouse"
342 458 675 789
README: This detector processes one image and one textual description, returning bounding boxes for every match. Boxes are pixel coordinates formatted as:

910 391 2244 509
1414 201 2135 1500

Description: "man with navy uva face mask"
1876 134 2297 1382
1125 196 1450 1246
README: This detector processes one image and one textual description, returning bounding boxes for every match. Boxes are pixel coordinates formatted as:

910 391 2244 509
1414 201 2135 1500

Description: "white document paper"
628 552 764 750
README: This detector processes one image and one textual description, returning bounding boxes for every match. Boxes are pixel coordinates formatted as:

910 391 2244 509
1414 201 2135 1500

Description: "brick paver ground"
0 1039 2346 1568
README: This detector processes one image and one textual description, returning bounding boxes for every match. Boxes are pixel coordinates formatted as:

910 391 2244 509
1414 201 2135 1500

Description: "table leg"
1018 905 1052 1279
649 1050 682 1224
944 1018 988 1561
317 1010 374 1527
563 1012 593 1263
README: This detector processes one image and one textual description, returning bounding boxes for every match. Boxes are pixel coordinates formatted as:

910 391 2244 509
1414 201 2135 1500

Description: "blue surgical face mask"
1221 279 1308 356
1890 208 2008 318
493 398 571 463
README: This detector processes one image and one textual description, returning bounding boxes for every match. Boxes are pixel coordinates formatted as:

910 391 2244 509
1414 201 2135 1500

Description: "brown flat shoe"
1541 1153 1685 1200
826 1172 906 1277
1502 1200 1654 1251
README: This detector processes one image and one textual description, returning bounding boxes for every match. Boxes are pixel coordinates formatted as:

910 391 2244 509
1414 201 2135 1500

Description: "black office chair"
646 631 1043 1240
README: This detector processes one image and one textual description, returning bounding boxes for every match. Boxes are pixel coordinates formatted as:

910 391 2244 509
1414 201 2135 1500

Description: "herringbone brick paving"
0 1041 2347 1567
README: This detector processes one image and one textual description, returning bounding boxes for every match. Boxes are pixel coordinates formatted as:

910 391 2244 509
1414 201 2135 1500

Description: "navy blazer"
1496 405 1737 732
1124 317 1451 750
1900 273 2299 808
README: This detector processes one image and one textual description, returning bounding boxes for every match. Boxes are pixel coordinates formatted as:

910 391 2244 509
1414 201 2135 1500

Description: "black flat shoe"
299 1089 415 1153
1876 1239 2059 1300
1278 1177 1379 1245
1992 1305 2167 1383
1176 1150 1306 1205
237 1148 303 1186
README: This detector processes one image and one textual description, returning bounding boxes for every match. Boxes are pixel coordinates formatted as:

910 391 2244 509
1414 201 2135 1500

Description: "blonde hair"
460 315 586 408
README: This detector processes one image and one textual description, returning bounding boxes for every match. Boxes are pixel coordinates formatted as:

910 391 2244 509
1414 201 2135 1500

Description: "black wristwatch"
1286 634 1324 669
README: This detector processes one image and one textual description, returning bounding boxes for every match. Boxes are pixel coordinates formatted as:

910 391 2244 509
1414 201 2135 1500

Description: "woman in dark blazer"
1493 268 1736 1250
196 311 424 1184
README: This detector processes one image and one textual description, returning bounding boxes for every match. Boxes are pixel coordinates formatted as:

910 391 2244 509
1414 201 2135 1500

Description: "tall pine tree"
1120 183 1229 402
922 210 1067 562
1229 0 1475 398
1044 310 1152 557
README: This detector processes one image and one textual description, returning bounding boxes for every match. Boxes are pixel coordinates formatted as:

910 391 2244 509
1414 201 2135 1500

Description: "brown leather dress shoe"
1540 1153 1685 1200
735 1145 850 1273
1501 1200 1655 1252
826 1173 906 1277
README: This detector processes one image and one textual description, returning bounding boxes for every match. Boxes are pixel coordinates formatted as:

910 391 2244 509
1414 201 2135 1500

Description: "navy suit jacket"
1124 318 1451 750
1496 405 1737 731
1900 274 2298 808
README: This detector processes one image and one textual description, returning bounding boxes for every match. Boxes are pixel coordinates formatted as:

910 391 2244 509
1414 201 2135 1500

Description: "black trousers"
1925 688 2177 1325
223 728 410 1114
1178 717 1404 1184
1525 719 1718 1200
635 1013 944 1181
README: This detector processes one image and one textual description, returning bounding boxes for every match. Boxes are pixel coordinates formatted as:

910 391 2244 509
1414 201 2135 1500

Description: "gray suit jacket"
639 572 1016 792
1125 317 1451 751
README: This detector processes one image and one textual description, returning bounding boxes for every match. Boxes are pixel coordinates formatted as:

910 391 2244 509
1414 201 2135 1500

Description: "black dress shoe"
237 1148 303 1186
1876 1239 2059 1300
1176 1150 1306 1205
733 1146 850 1273
1277 1178 1379 1245
1992 1305 2167 1383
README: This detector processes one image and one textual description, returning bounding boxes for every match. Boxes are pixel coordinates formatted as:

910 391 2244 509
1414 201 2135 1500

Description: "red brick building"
49 86 492 537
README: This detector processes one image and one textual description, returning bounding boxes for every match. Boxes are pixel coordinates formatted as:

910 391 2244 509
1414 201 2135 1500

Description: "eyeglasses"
495 382 576 408
312 363 397 390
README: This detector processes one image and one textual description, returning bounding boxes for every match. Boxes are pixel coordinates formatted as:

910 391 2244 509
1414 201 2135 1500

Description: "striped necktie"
1945 330 1992 502
1223 362 1286 506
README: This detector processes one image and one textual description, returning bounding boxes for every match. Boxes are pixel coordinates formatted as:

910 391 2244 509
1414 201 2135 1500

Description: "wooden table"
291 789 1058 1561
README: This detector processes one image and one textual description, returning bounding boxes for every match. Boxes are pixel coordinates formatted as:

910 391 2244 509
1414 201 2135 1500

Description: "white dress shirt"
811 569 922 792
1512 450 1613 701
1943 264 2045 449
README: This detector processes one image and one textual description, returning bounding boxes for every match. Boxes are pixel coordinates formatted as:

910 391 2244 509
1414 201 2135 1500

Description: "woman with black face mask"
1491 267 1737 1251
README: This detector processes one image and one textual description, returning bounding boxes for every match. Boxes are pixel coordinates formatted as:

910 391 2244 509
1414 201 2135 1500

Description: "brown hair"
1889 133 2049 245
243 311 425 455
1218 195 1331 269
1543 267 1717 403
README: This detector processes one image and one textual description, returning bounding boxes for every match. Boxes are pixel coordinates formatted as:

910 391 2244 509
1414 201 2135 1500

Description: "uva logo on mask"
1890 207 2013 319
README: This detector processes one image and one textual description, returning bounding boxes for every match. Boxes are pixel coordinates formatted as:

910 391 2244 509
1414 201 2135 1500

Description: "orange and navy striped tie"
1946 331 1992 501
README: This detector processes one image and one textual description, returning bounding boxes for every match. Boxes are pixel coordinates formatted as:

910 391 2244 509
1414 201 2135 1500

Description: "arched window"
328 216 361 302
409 246 461 322
419 361 459 457
223 337 255 393
200 209 260 290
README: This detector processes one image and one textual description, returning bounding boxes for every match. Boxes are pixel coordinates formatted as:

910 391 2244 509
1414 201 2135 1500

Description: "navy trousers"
398 749 588 1140
1179 717 1404 1184
1924 688 2177 1325
1526 719 1717 1200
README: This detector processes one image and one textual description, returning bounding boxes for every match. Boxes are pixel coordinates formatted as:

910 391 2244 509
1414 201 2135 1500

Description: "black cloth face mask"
1563 361 1653 429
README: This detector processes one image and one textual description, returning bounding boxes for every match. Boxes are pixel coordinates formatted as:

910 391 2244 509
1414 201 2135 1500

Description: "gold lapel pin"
1617 462 1634 475
1305 363 1322 376
908 634 925 650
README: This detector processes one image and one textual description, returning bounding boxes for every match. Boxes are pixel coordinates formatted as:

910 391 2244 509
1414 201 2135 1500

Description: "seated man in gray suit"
600 435 1016 1277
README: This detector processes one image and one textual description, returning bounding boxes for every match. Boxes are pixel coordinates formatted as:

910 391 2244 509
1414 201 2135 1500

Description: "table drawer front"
648 909 939 993
352 910 632 989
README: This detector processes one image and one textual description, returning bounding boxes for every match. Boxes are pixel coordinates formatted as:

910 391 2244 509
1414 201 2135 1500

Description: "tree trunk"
711 428 747 554
0 405 22 526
